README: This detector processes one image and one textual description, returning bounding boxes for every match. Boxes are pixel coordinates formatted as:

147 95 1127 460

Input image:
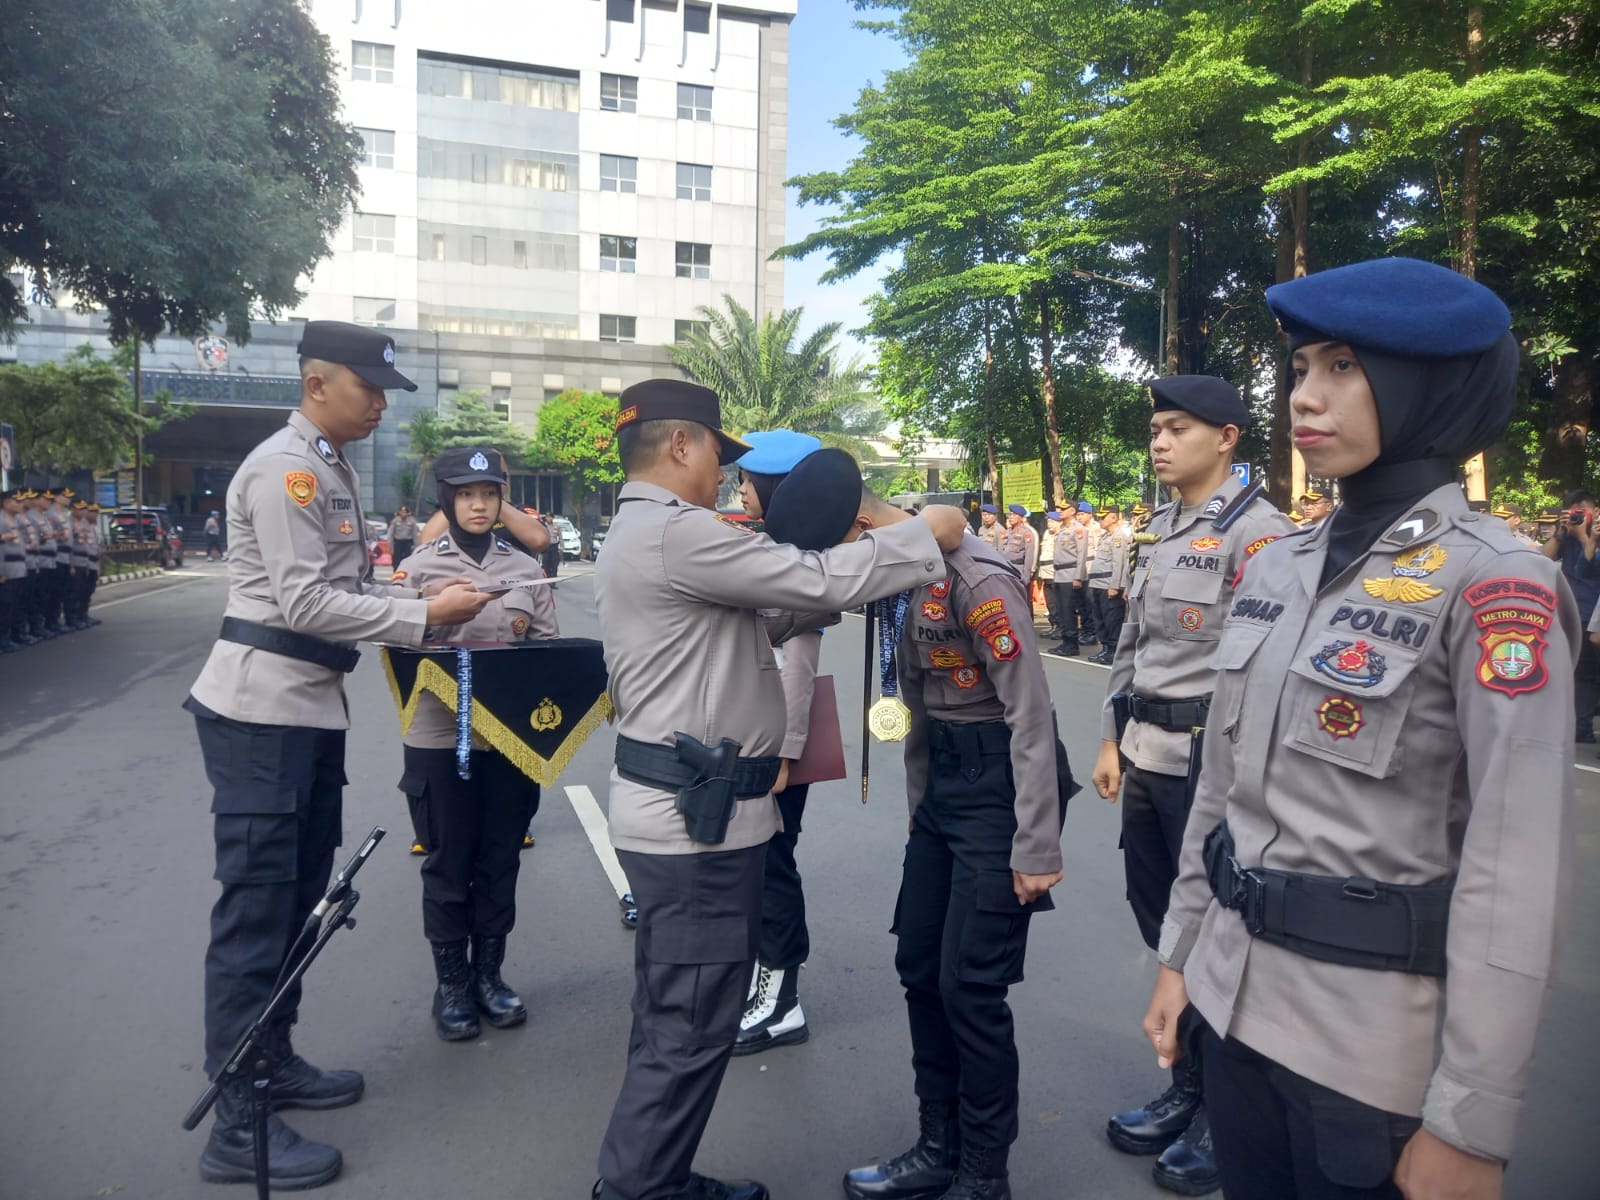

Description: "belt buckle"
1228 856 1267 935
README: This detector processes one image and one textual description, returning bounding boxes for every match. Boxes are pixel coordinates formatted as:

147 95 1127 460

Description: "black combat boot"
430 940 480 1041
935 1145 1011 1200
262 1022 364 1111
685 1173 771 1199
843 1099 960 1199
197 1076 342 1190
1152 1105 1220 1196
1106 1057 1202 1155
470 935 527 1028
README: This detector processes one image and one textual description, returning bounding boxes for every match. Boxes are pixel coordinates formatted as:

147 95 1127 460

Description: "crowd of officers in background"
0 487 103 653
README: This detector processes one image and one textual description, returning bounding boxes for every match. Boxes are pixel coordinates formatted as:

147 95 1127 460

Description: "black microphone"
309 826 385 922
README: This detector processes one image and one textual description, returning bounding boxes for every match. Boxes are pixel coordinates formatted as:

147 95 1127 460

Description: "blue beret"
1076 501 1093 513
1045 510 1062 520
1266 257 1510 360
736 429 823 475
763 449 863 551
979 504 998 514
1150 375 1249 430
1007 503 1028 517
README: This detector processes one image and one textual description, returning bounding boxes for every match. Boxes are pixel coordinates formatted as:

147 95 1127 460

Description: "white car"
552 517 582 560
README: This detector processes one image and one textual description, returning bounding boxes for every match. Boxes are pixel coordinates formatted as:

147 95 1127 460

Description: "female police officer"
398 447 557 1040
1143 258 1576 1200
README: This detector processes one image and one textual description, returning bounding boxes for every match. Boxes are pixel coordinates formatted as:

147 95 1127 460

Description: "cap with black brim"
297 319 417 392
615 378 752 465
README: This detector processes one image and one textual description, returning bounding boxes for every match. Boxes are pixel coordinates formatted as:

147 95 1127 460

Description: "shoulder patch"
1244 535 1280 558
965 597 1006 628
284 471 317 507
1466 577 1555 696
391 569 408 583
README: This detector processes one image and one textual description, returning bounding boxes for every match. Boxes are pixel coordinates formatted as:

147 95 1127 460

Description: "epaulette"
1212 480 1267 533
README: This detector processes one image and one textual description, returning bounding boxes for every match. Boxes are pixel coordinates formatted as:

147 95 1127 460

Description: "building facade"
2 0 795 516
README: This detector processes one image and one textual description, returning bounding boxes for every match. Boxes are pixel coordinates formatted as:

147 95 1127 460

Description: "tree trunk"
1268 196 1298 512
983 300 998 504
1541 341 1594 489
1459 3 1489 499
1034 282 1066 510
1165 194 1181 377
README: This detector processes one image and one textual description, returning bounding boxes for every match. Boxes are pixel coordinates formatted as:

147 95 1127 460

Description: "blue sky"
782 0 907 363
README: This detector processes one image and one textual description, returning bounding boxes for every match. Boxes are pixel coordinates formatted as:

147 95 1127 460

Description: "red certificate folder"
785 674 847 786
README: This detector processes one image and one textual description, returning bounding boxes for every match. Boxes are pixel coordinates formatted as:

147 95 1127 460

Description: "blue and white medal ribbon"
455 647 473 780
867 590 913 742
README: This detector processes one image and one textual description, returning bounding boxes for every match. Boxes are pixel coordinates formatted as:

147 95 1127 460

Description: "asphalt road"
1 564 1595 1200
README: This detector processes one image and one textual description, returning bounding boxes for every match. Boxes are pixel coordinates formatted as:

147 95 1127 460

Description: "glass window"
599 315 636 343
513 240 528 269
674 319 710 343
356 127 395 169
354 297 396 326
351 41 394 83
416 54 577 111
601 154 638 194
674 242 711 279
676 162 711 201
600 235 638 273
471 152 488 184
684 3 710 34
490 386 511 409
353 212 395 253
606 0 635 22
431 233 446 261
471 235 488 266
676 84 712 122
601 74 638 113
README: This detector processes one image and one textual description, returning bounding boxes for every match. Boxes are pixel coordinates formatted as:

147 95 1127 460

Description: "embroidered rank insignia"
952 666 981 689
1317 695 1364 739
1190 537 1221 552
922 600 948 622
285 471 317 507
314 436 338 463
1465 577 1555 696
511 615 531 637
1244 536 1278 558
338 519 354 535
965 598 1005 628
1178 607 1203 631
1203 496 1226 517
930 647 966 669
1310 639 1387 688
1363 543 1447 604
930 579 951 599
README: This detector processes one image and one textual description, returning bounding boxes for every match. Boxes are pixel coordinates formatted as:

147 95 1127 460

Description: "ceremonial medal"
868 695 913 742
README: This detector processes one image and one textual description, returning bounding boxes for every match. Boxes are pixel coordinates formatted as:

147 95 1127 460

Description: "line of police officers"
0 486 103 651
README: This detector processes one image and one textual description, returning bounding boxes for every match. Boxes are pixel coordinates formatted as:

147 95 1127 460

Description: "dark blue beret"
763 448 863 551
1149 375 1250 430
1007 503 1029 517
979 504 998 514
1045 509 1062 520
1266 257 1511 359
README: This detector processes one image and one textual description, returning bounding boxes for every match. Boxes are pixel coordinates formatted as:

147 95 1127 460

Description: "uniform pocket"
1306 1080 1418 1189
213 812 300 884
1281 652 1422 780
1212 622 1272 738
955 871 1052 986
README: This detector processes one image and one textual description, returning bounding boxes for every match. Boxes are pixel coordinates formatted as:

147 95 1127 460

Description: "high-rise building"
3 0 796 516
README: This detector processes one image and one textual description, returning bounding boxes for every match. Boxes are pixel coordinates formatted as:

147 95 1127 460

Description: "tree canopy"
532 389 625 526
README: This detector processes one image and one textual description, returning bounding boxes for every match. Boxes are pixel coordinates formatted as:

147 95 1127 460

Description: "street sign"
1231 462 1250 487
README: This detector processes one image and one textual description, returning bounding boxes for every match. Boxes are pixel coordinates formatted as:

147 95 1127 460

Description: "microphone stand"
182 827 386 1200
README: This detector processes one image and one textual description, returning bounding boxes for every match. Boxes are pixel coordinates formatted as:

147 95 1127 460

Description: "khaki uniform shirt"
977 520 1004 551
595 481 944 856
898 531 1062 874
390 514 419 541
760 610 841 761
0 511 25 581
999 523 1038 581
16 511 39 573
1160 485 1577 1163
50 507 72 567
1088 523 1130 591
189 411 429 729
399 534 559 749
83 519 100 570
31 509 55 566
1037 530 1058 583
68 518 91 569
1102 478 1296 775
1054 521 1092 581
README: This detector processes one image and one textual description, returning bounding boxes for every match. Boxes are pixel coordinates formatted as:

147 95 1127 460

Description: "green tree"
532 390 625 534
401 410 445 512
0 0 360 343
665 297 882 457
402 395 537 511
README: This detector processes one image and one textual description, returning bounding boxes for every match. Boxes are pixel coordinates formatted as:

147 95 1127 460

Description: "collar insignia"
315 436 337 462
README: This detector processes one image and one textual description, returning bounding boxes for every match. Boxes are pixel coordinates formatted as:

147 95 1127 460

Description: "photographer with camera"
1542 488 1600 741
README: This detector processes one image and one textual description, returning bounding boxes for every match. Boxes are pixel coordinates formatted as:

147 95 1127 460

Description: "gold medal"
868 695 912 742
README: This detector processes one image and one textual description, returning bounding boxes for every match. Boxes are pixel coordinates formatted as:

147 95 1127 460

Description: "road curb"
98 567 168 587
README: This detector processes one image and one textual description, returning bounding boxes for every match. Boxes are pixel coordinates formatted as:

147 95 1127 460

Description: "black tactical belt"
614 735 781 799
927 717 1011 757
1129 693 1211 732
1203 821 1450 977
218 616 361 674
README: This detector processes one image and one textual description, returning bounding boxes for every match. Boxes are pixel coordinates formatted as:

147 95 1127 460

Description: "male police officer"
184 322 490 1189
1037 511 1061 640
977 504 1004 551
765 453 1073 1200
1048 502 1095 657
1298 489 1334 526
999 504 1038 588
1086 508 1131 664
1091 376 1294 1195
593 382 964 1200
0 489 26 651
389 505 418 568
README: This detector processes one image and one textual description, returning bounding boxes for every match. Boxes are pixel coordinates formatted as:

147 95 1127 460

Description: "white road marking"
90 577 208 610
565 784 630 899
1576 762 1600 776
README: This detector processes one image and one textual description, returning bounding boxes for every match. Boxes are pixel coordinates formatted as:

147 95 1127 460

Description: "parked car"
552 517 582 560
108 507 185 568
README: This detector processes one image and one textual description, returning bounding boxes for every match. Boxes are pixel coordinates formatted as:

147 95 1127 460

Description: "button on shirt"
1160 485 1577 1163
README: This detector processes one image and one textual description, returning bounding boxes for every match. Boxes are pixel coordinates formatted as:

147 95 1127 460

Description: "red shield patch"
922 600 948 622
929 579 950 599
982 621 1021 661
1468 581 1553 697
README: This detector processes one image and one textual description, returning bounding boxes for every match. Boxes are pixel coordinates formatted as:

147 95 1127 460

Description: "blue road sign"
1231 462 1251 487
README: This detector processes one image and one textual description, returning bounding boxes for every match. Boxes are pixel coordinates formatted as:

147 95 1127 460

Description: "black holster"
1186 727 1206 807
670 732 742 845
1110 692 1131 742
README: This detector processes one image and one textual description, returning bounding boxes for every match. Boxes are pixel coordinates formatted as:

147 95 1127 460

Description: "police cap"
615 379 753 466
1007 503 1029 517
979 504 998 515
737 429 822 475
297 320 418 391
763 448 863 551
1266 257 1510 359
435 447 507 487
1149 375 1249 430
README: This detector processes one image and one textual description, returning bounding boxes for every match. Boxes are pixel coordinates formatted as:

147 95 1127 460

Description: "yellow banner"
999 460 1045 512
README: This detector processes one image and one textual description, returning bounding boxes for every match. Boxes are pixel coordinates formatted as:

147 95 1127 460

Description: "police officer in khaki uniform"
0 488 26 651
1037 511 1061 641
1299 489 1334 526
765 453 1074 1200
397 447 558 1042
1092 376 1294 1195
1086 508 1132 664
593 382 964 1200
29 489 59 635
999 503 1038 584
389 505 418 567
184 322 491 1190
49 488 75 629
1144 259 1574 1200
1047 502 1095 656
977 503 1004 550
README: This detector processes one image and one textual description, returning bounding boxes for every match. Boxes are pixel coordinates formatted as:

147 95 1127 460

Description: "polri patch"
929 579 951 599
1178 607 1203 631
1467 580 1554 696
391 570 408 583
1309 639 1387 688
1317 695 1364 739
1190 536 1221 552
285 471 318 507
338 519 354 535
982 621 1021 661
930 647 966 669
1244 536 1278 558
952 666 981 689
511 614 530 637
922 600 948 622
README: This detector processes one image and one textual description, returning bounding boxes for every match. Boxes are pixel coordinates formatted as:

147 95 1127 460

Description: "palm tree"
666 297 882 459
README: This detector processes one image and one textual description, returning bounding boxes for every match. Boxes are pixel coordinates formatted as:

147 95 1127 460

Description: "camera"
1565 509 1592 526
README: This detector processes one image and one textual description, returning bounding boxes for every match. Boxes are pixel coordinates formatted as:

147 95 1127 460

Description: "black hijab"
437 481 497 564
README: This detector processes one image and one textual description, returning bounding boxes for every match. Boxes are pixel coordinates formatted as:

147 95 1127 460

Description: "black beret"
1266 257 1510 359
297 320 417 391
615 378 753 465
434 447 506 486
1149 375 1249 429
763 448 863 551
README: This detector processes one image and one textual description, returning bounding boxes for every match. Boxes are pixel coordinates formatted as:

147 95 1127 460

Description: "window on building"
675 242 711 279
676 162 711 201
354 297 397 326
599 315 636 343
677 84 712 122
431 233 446 261
490 385 511 411
471 152 488 184
353 212 395 253
351 41 394 83
600 154 638 194
600 235 638 273
606 0 635 22
356 127 395 168
674 319 710 343
601 74 638 113
471 235 488 266
684 3 711 34
513 240 528 269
